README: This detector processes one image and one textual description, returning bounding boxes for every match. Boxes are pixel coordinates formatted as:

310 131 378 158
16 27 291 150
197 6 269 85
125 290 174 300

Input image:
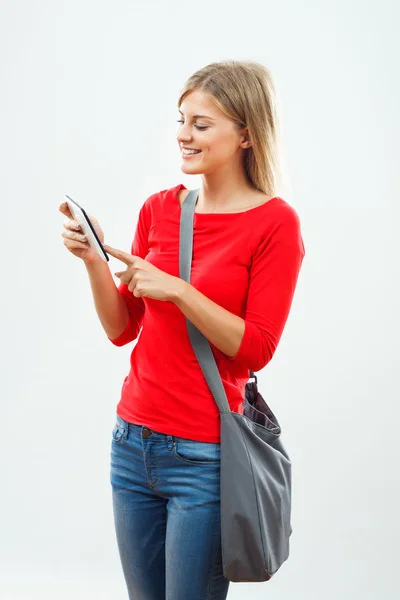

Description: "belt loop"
167 434 174 450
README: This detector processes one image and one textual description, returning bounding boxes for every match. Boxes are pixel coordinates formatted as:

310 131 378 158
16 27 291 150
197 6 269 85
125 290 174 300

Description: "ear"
240 127 252 149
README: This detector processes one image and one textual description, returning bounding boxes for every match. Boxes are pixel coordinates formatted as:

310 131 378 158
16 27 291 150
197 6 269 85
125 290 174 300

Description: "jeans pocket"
112 414 128 443
173 439 221 465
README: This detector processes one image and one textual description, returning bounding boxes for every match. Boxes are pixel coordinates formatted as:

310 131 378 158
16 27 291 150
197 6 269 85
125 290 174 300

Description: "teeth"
182 148 201 155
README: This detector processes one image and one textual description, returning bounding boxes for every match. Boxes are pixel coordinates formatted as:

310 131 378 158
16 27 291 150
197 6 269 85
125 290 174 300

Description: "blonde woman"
59 60 305 600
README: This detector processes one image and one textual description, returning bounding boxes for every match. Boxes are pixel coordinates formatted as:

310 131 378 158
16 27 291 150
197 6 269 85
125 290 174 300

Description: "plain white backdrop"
1 0 399 598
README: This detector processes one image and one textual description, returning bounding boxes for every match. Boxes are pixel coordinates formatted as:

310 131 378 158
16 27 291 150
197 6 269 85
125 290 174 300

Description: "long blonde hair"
177 60 284 196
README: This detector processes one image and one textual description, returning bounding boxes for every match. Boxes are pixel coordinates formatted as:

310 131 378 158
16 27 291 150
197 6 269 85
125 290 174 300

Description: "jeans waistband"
114 413 217 444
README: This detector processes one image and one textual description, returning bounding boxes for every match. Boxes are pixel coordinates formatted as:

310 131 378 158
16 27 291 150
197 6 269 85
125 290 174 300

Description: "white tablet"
64 194 109 262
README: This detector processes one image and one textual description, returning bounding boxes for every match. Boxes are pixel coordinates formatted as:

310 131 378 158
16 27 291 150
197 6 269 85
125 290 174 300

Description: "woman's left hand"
104 245 185 302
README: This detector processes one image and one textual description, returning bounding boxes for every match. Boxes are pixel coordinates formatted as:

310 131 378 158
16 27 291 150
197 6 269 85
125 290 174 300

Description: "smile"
182 149 202 158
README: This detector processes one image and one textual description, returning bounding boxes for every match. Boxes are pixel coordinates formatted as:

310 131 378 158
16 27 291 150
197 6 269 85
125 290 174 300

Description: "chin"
180 163 203 175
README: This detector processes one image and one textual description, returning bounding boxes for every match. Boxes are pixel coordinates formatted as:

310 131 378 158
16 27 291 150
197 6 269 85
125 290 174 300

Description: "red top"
109 183 305 442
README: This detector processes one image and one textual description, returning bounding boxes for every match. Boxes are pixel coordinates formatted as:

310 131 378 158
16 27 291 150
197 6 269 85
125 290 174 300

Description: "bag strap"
179 189 256 415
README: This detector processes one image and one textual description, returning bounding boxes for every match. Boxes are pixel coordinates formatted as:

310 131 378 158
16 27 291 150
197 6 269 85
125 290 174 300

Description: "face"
176 89 250 175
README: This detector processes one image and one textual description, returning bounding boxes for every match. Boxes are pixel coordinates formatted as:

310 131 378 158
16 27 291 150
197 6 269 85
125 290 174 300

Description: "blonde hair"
177 60 284 196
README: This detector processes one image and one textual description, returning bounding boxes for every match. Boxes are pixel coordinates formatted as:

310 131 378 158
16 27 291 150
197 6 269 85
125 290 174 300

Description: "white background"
1 0 399 598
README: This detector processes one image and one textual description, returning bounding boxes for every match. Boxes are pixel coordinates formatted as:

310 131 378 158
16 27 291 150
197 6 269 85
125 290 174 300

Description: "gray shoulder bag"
179 189 292 583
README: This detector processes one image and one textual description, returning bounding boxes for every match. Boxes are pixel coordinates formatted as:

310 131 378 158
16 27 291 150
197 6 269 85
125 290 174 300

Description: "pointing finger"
103 245 135 265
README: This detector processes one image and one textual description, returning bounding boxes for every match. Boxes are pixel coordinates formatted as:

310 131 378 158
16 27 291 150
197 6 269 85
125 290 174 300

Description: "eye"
176 120 209 131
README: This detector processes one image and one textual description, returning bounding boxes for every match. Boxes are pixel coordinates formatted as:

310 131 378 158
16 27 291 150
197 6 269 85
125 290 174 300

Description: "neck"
198 161 255 212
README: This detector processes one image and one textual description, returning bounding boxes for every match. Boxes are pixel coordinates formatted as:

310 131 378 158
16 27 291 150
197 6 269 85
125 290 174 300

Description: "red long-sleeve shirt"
109 183 305 442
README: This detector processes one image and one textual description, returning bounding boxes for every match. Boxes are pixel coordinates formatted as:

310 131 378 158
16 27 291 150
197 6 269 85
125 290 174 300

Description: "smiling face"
176 89 251 176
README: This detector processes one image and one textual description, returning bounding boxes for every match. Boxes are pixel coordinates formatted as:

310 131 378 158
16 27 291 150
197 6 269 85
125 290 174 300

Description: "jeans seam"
205 529 222 599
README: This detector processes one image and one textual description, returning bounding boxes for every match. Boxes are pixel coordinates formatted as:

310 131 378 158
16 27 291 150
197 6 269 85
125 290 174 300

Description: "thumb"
59 202 73 219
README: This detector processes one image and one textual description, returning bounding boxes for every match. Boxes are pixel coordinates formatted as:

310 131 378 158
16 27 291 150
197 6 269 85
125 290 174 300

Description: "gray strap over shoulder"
179 188 231 414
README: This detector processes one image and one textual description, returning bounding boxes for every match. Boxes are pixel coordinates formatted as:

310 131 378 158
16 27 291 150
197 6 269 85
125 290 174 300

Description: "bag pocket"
172 438 221 465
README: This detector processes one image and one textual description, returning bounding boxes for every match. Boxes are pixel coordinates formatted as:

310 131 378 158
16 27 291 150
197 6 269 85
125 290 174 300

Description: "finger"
114 271 124 278
64 219 81 231
59 202 73 219
119 272 132 285
103 245 135 265
62 230 87 243
128 279 137 293
63 238 88 250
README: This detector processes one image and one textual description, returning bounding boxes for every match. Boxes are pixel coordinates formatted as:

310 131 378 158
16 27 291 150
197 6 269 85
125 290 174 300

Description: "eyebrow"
178 109 216 121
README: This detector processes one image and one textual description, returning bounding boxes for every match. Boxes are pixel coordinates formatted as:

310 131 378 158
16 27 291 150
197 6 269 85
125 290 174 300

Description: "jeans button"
142 428 151 438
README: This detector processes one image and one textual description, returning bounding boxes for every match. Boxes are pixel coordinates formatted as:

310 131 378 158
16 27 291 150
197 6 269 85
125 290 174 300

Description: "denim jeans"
110 414 230 600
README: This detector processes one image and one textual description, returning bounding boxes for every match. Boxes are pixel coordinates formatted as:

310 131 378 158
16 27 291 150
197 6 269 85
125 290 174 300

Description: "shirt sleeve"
108 199 151 347
227 205 305 372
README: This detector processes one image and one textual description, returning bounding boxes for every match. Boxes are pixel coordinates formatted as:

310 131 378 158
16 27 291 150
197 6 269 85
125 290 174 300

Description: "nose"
176 122 193 145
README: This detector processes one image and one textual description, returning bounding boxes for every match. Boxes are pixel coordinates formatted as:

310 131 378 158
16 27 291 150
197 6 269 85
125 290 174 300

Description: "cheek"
207 135 236 160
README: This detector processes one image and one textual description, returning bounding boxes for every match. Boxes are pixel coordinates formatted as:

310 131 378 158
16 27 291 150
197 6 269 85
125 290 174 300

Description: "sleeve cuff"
226 320 256 366
108 318 135 347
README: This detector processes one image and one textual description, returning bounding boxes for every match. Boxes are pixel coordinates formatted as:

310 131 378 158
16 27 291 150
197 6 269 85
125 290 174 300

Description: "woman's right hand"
59 202 105 264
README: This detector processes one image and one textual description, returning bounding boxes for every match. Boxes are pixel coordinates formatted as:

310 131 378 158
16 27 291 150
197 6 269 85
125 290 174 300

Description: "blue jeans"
110 414 230 600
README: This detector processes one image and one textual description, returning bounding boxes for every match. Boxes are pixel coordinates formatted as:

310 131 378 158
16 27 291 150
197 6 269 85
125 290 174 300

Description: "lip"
182 149 202 160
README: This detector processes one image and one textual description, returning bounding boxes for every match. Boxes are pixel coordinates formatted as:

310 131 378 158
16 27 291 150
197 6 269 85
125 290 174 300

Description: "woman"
59 60 305 600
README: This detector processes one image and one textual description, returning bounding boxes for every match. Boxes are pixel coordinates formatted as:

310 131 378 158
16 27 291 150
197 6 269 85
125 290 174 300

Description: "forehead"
179 89 222 119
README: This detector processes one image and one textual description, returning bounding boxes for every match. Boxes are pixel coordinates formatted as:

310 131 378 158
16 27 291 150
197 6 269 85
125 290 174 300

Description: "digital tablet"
64 195 109 262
